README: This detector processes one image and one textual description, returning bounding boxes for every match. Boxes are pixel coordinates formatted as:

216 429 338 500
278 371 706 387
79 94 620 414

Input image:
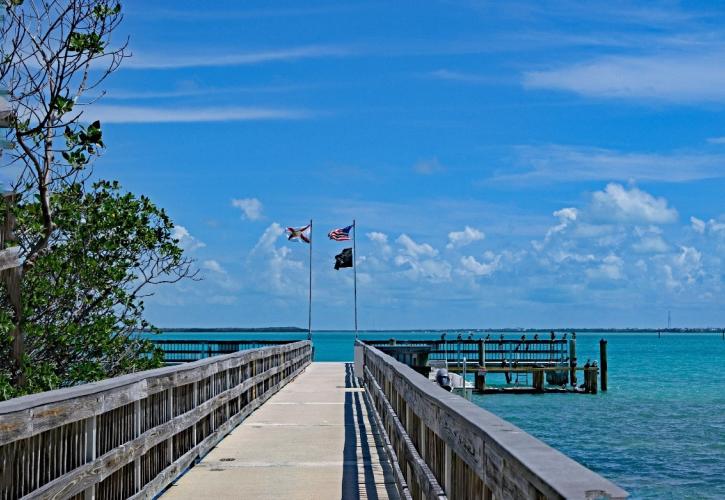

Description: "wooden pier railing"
355 340 627 500
361 338 571 367
150 339 299 363
0 340 312 500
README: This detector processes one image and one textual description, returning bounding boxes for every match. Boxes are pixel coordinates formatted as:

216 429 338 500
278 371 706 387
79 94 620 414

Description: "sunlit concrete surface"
164 362 400 500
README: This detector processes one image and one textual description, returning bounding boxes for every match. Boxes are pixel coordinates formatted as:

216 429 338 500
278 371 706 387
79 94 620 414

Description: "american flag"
328 224 353 241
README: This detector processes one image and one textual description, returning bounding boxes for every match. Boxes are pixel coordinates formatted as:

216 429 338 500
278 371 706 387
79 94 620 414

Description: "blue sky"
74 1 725 329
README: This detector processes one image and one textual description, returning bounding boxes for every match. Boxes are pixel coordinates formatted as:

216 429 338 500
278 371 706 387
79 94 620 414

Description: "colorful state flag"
334 248 353 270
328 225 352 241
286 224 311 243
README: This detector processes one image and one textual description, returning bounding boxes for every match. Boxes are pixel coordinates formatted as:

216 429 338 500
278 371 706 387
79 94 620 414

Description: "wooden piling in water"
568 333 577 387
475 370 486 392
533 368 544 392
599 339 608 392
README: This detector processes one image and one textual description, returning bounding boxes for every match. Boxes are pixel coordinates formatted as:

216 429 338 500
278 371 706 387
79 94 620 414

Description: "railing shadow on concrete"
0 340 312 500
343 363 400 500
355 340 628 500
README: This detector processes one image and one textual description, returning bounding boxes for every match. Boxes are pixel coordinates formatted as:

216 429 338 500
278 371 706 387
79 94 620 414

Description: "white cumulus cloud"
171 225 206 251
202 259 225 274
590 183 677 224
459 254 501 277
690 216 706 234
232 197 264 220
446 226 485 249
367 231 392 256
396 234 438 258
248 223 305 295
586 255 625 281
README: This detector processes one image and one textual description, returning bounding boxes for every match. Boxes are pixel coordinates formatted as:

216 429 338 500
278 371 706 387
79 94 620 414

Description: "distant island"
143 327 722 333
145 326 307 333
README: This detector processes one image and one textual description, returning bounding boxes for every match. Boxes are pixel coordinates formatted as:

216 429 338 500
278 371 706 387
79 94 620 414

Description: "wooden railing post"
84 416 96 500
444 443 452 496
134 400 142 493
167 388 174 463
192 381 198 446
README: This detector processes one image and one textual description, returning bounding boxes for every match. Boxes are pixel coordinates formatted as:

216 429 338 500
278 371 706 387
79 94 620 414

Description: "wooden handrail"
356 340 627 500
0 340 312 499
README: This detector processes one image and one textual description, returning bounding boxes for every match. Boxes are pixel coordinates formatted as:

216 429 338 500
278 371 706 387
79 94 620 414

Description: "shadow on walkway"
341 363 399 500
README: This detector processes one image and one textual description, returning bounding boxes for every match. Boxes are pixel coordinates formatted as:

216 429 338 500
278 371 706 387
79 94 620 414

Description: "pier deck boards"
163 362 400 500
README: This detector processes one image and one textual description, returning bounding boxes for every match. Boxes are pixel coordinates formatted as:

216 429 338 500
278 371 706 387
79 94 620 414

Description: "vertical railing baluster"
134 400 141 493
84 416 96 500
167 389 173 465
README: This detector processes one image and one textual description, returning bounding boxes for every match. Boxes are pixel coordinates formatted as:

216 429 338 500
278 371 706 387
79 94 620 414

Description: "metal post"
353 219 358 338
308 219 312 341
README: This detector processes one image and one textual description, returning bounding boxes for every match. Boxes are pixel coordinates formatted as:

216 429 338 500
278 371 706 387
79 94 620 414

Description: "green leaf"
51 95 74 115
68 32 106 54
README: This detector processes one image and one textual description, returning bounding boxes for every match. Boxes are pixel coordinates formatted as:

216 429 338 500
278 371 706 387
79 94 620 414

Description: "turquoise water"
154 330 725 499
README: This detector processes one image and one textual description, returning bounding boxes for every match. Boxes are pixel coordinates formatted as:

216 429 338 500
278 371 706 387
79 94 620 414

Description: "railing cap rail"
0 340 311 415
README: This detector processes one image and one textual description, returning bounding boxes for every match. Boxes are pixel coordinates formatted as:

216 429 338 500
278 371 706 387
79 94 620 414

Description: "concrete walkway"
164 362 400 500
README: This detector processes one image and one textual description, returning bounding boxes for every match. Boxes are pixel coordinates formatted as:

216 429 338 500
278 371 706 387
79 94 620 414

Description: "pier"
164 363 399 499
0 340 627 499
363 334 606 394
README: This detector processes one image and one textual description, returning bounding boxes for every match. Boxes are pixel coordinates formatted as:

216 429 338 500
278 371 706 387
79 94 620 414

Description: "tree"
0 181 194 399
0 1 196 393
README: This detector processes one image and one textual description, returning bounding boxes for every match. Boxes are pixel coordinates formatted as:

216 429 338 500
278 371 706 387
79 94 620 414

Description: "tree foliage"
0 181 195 399
0 1 197 396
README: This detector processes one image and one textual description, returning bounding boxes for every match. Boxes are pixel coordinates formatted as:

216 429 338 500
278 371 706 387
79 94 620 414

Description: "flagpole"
308 219 312 341
353 219 358 338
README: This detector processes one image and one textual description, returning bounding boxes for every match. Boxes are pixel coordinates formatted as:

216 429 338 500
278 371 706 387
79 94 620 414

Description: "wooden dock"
0 340 627 499
163 363 400 499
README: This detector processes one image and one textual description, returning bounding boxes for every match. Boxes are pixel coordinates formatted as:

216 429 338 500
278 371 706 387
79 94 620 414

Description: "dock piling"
568 333 577 387
475 370 486 392
533 367 544 392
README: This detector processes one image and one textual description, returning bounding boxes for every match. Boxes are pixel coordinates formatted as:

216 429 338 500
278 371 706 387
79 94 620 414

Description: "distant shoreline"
146 327 307 333
145 327 724 333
